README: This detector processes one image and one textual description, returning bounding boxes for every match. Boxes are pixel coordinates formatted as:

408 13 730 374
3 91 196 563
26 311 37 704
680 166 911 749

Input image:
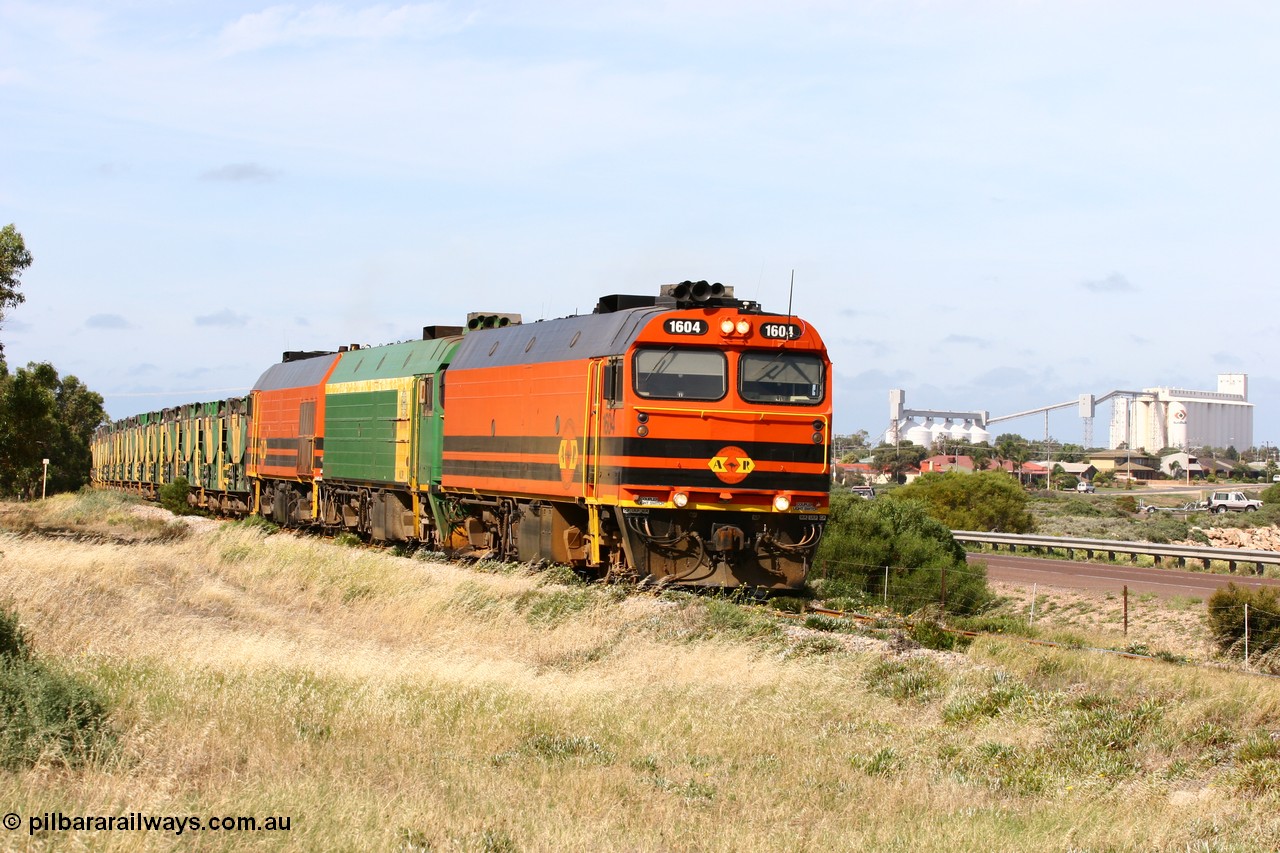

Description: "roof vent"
465 313 522 331
660 280 737 308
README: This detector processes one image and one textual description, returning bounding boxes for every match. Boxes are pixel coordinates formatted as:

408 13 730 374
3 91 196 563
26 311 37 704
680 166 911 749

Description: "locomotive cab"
595 285 832 587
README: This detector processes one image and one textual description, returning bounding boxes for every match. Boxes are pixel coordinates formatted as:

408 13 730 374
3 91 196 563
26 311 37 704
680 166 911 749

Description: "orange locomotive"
442 282 832 588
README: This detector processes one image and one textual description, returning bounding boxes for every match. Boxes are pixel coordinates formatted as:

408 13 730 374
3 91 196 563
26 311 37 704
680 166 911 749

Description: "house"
1086 449 1161 481
832 462 893 487
1159 451 1205 480
1051 461 1098 481
919 454 977 473
1199 458 1237 479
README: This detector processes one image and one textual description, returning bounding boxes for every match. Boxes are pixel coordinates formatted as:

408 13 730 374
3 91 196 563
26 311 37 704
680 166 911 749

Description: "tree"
870 441 929 484
0 224 32 360
967 442 995 470
995 433 1032 464
0 362 105 497
890 470 1035 533
813 493 992 614
1056 443 1086 464
834 429 871 463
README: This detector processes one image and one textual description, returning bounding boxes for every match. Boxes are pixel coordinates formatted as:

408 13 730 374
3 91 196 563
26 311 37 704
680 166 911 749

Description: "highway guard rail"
952 531 1280 574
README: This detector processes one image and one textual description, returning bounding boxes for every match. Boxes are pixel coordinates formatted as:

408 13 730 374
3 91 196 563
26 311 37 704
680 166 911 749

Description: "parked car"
849 486 876 500
1206 491 1263 514
1076 481 1095 493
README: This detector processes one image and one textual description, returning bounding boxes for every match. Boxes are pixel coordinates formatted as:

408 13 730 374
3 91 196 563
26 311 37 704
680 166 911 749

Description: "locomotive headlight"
773 494 791 512
720 318 735 335
673 491 690 508
735 319 751 335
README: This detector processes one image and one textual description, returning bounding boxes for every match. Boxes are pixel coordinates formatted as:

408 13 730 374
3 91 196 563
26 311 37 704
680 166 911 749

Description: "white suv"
1207 491 1263 513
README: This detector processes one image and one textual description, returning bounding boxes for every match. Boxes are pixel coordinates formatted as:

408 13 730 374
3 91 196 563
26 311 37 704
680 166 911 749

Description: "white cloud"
86 313 132 329
217 3 473 54
194 310 249 327
200 163 280 183
1080 273 1137 293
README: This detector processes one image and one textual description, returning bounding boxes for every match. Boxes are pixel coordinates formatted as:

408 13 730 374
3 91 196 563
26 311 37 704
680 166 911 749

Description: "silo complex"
1112 374 1253 452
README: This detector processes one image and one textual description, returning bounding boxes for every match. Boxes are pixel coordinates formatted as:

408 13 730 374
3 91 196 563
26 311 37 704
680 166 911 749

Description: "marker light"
673 491 690 508
720 318 735 334
773 494 792 512
735 319 751 335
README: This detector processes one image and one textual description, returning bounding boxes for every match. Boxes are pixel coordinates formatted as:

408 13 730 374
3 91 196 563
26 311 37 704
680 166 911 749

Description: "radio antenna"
785 269 795 345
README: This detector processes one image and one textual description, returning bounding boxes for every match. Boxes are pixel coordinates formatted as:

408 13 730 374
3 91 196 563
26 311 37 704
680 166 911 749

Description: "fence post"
1245 603 1250 668
940 563 947 614
883 565 889 607
1029 583 1037 625
1123 585 1128 635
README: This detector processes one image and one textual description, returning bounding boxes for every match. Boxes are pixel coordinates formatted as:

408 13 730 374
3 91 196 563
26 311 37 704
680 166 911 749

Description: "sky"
3 0 1279 449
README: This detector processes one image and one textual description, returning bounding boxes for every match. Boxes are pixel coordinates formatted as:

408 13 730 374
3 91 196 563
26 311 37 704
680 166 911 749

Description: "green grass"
0 605 114 770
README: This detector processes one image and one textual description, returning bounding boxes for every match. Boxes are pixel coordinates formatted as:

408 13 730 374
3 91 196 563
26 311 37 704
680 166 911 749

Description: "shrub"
909 619 970 651
158 476 192 515
0 605 30 660
1144 515 1190 544
891 471 1034 533
1262 482 1280 504
1206 584 1280 657
813 494 993 615
0 605 113 769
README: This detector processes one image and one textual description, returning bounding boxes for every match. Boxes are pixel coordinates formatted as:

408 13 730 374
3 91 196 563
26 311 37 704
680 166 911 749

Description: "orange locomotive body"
246 351 341 523
442 283 831 589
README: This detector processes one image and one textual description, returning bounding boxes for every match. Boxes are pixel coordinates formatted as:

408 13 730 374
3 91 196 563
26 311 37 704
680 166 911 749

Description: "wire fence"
810 554 1280 671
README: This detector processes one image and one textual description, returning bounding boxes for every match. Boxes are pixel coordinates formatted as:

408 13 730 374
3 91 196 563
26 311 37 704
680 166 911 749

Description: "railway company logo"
558 420 579 485
709 445 755 484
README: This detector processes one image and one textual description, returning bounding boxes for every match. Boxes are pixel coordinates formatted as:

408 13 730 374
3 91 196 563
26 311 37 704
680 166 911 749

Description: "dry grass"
2 493 1280 851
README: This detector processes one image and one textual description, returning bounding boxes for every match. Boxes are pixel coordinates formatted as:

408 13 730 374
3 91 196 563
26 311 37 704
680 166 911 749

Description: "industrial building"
885 374 1253 454
1113 374 1252 453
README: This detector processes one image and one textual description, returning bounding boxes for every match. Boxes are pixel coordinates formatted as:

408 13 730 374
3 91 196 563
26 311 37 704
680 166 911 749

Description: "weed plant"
0 605 113 769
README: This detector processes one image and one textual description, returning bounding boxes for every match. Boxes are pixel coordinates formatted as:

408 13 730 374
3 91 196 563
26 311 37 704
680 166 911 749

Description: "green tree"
870 441 929 484
0 362 105 497
995 432 1031 464
890 470 1035 533
0 224 32 361
834 429 871 463
813 494 992 614
967 442 995 470
1057 443 1086 463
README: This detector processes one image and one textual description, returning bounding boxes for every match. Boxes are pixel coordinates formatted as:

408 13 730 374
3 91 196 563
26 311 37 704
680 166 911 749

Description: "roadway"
972 552 1280 599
